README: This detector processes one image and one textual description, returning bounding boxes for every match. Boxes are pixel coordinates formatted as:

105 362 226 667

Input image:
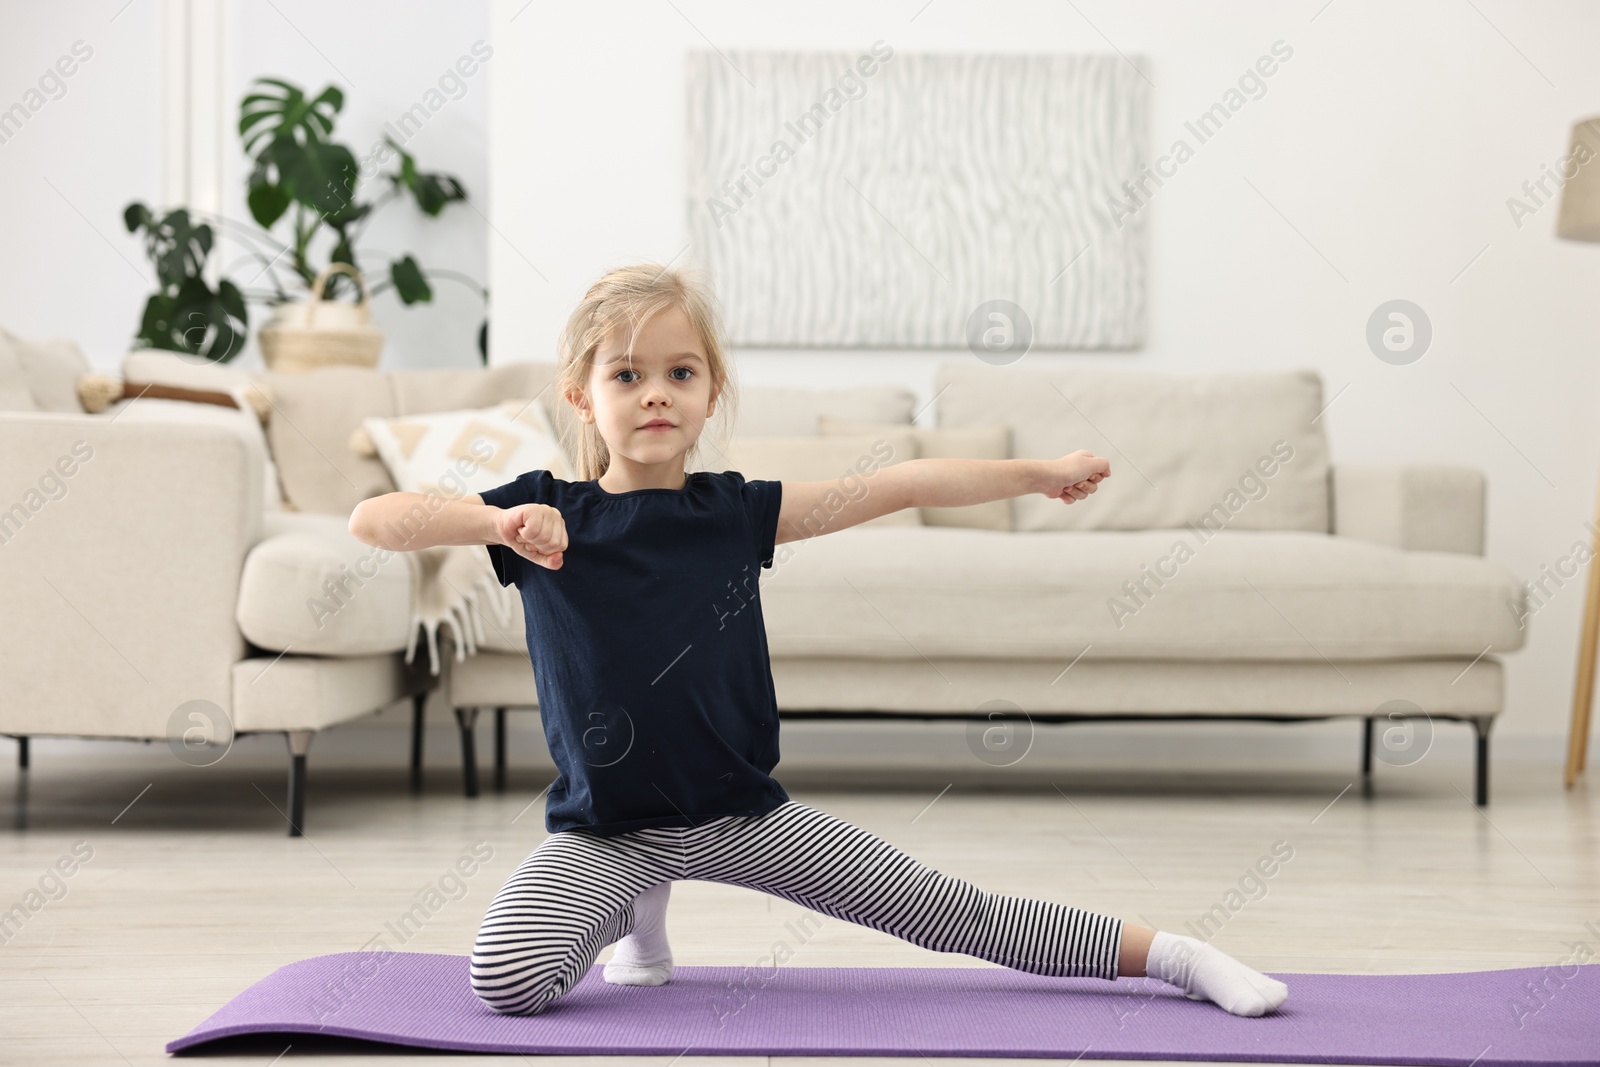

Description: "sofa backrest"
259 361 919 514
260 362 561 514
933 361 1330 533
0 327 89 413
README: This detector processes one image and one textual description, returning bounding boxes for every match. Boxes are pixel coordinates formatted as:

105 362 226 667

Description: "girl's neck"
596 453 690 494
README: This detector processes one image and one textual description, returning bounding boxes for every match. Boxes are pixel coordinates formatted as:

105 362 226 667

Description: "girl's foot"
604 881 674 986
1143 931 1288 1016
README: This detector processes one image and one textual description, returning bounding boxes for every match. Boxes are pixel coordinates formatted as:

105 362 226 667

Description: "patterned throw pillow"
359 398 570 499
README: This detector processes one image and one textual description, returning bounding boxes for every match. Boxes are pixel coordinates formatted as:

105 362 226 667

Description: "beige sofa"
0 341 1528 837
445 361 1526 808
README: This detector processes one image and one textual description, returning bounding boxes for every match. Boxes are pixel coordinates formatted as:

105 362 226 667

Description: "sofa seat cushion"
237 511 416 656
759 526 1528 661
239 511 527 658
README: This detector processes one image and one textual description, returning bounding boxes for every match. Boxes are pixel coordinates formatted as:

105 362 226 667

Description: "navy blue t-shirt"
477 469 791 837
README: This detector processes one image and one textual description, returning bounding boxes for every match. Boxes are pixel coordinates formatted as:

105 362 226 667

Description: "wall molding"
161 0 228 280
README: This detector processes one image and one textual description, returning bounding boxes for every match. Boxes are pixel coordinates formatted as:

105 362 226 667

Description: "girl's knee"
470 955 565 1016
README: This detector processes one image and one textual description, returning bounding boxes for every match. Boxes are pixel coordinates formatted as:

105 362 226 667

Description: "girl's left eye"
616 367 694 383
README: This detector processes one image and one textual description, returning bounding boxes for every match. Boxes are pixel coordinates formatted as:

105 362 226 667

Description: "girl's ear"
564 386 592 424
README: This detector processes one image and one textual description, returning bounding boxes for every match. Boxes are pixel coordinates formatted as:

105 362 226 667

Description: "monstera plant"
125 76 488 363
122 205 249 360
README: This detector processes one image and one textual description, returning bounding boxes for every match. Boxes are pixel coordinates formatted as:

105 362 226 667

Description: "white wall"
488 0 1600 743
0 0 489 371
0 2 163 361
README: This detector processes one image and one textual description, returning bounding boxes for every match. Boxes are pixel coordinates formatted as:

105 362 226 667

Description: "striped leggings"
470 799 1125 1015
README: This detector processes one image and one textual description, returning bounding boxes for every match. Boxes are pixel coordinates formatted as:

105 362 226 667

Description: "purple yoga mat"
165 952 1599 1063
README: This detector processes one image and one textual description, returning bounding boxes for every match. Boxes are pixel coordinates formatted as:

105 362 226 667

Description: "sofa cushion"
236 511 416 655
0 332 37 410
259 362 561 515
678 382 922 477
725 430 922 527
1 327 89 412
361 398 571 496
758 525 1526 661
731 384 918 437
818 415 1012 531
934 362 1330 535
1332 463 1486 556
237 510 526 657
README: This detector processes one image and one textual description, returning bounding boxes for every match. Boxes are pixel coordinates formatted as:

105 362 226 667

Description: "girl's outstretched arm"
775 451 1111 545
348 491 502 552
348 491 569 569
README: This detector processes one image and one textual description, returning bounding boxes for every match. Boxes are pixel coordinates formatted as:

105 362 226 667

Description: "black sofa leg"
1472 716 1492 807
455 707 480 798
494 707 507 793
1361 716 1374 778
286 730 313 836
410 691 427 793
13 736 28 831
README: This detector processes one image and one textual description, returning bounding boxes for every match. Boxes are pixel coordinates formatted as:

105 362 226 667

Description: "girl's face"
575 304 718 468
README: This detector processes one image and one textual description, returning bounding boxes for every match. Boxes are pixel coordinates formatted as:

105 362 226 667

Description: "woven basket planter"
258 262 385 372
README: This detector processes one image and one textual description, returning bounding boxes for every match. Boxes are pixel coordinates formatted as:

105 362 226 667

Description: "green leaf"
312 142 361 212
135 293 177 350
123 202 151 233
254 76 306 95
269 136 359 216
412 173 466 216
247 175 290 228
390 255 432 305
239 76 341 156
382 135 467 216
246 159 291 228
323 198 370 228
217 279 248 326
165 277 247 361
239 107 278 142
312 84 344 117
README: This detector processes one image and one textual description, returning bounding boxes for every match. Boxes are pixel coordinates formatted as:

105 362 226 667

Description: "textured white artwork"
685 48 1148 349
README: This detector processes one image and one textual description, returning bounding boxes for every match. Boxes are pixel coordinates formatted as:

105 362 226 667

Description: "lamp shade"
1556 116 1600 242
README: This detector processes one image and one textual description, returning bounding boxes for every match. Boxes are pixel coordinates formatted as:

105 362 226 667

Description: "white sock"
603 881 674 986
1142 930 1288 1017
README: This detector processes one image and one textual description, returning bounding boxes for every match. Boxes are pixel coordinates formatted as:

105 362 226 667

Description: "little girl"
351 263 1289 1021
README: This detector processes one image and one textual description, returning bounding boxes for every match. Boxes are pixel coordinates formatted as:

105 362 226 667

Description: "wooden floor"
0 717 1595 1066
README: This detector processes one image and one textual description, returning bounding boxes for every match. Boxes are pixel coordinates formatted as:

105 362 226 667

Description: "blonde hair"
554 262 738 481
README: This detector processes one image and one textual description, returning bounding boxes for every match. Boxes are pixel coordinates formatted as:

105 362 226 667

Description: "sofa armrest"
1329 463 1486 555
0 411 263 738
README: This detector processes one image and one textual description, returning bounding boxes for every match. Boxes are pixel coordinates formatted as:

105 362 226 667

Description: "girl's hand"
1039 450 1111 505
494 503 568 569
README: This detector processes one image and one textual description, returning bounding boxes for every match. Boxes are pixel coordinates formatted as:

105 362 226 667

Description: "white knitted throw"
404 543 521 676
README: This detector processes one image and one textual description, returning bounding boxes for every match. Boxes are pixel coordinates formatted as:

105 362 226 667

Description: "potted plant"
124 76 488 367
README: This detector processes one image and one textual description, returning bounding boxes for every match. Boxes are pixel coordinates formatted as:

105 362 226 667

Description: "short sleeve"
735 473 783 570
477 470 554 588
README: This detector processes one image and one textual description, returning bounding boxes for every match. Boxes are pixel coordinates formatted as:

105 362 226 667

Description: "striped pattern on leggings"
471 799 1124 1015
